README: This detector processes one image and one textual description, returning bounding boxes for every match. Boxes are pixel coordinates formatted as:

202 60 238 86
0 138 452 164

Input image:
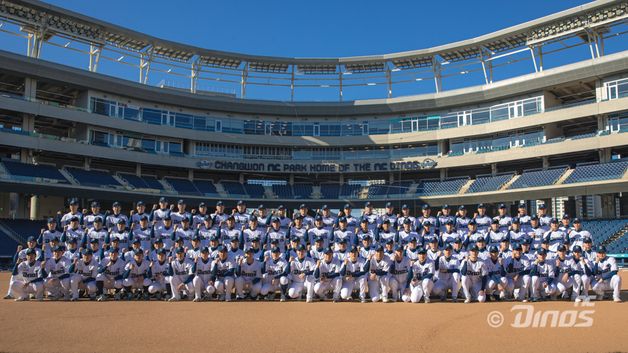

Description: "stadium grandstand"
0 0 626 263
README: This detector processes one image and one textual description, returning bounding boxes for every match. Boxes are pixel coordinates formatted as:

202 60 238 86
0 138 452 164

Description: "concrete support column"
598 148 612 163
84 158 91 170
136 164 142 176
438 140 448 156
23 77 37 100
22 114 35 132
597 114 608 132
491 164 497 176
289 174 294 186
239 174 244 184
440 168 447 181
542 156 549 170
600 194 617 219
594 79 605 102
29 195 39 220
389 173 394 184
188 169 194 181
339 174 344 184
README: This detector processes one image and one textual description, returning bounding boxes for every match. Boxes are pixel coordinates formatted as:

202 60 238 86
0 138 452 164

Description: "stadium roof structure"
0 0 626 101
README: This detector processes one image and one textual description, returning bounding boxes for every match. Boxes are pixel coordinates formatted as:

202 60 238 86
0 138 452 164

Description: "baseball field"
0 271 626 353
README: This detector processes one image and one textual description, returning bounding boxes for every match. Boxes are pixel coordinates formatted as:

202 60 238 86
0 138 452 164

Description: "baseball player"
174 217 194 248
192 247 216 302
403 248 435 303
432 244 461 302
130 201 150 232
356 219 375 244
454 205 470 237
500 244 531 301
83 201 104 230
60 198 82 228
308 215 331 249
82 217 107 249
483 246 504 301
242 217 264 250
568 218 591 251
43 246 72 301
570 246 592 302
95 247 125 301
232 200 250 228
168 247 194 301
9 248 44 301
486 219 509 249
375 219 397 245
313 248 342 302
62 216 85 249
553 245 575 300
473 204 492 234
493 204 512 233
131 215 153 251
530 249 556 301
339 246 368 302
107 219 131 252
417 204 436 231
147 248 171 300
361 202 379 232
366 245 391 302
38 218 63 258
287 244 316 301
170 199 191 225
508 218 528 249
537 204 552 231
288 215 309 246
396 204 415 231
460 246 488 303
235 248 263 300
379 202 397 228
388 245 412 302
266 218 287 251
333 217 356 250
150 197 171 228
69 249 98 301
211 246 237 301
544 219 568 253
260 247 290 301
105 202 128 229
591 246 622 302
122 249 151 300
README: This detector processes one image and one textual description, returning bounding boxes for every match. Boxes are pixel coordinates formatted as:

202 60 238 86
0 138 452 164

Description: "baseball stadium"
0 0 627 352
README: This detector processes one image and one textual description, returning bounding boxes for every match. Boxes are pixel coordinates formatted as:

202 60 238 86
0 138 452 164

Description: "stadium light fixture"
415 78 423 81
367 83 376 86
117 56 124 61
64 42 71 48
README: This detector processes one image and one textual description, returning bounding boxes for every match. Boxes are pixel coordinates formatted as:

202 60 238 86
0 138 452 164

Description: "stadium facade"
0 0 626 223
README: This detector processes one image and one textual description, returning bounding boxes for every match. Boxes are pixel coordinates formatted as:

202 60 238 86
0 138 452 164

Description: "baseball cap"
477 203 485 208
343 204 352 209
469 246 479 252
133 248 144 256
573 218 581 223
422 204 431 210
137 201 145 206
458 205 466 210
271 247 281 254
321 205 329 210
299 203 307 209
385 202 393 208
572 246 582 253
27 236 36 242
90 238 99 244
444 244 453 251
583 238 592 244
489 246 499 253
237 200 245 206
198 202 206 208
201 247 209 253
596 245 607 253
117 219 126 225
296 244 306 251
538 249 547 256
159 197 167 203
445 219 454 225
91 201 100 208
401 204 409 209
498 203 506 209
112 201 121 207
394 245 404 252
156 248 167 255
69 198 79 205
417 248 427 254
557 245 567 252
365 202 372 207
513 244 522 251
538 204 546 209
216 201 224 206
70 216 79 222
511 217 520 224
258 204 265 210
25 248 36 255
175 247 185 254
81 248 93 256
177 199 186 205
375 245 384 252
47 217 57 223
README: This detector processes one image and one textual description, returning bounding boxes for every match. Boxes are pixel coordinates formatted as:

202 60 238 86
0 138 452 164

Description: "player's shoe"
192 298 202 302
424 296 430 304
464 298 471 304
154 292 162 301
306 297 313 303
382 297 389 303
613 298 622 303
280 294 286 302
3 294 13 300
97 294 107 302
574 297 582 303
451 297 458 303
168 297 180 302
70 297 78 302
561 292 570 300
14 297 26 302
360 297 367 303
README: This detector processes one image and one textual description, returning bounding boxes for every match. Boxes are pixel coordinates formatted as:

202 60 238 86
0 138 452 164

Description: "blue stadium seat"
119 173 164 190
340 184 362 198
272 184 294 199
417 178 468 196
320 184 340 199
0 219 46 245
2 159 68 183
293 183 313 199
194 180 218 195
244 183 265 198
467 174 513 193
564 160 628 184
66 167 122 188
509 168 566 189
221 181 248 197
164 177 201 195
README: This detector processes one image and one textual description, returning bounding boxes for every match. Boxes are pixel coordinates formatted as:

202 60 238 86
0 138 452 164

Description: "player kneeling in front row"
403 248 434 303
261 248 289 301
148 248 171 300
10 248 44 301
287 244 316 302
500 244 531 302
169 247 195 301
122 249 151 300
235 248 263 300
530 249 556 302
211 246 237 301
591 246 622 303
43 246 72 301
461 246 488 303
339 246 367 302
432 244 461 302
192 247 216 302
70 249 98 301
367 245 391 302
95 247 125 301
389 245 412 303
314 248 342 302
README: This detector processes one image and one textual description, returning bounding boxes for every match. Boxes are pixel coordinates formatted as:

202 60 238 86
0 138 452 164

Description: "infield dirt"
0 271 627 353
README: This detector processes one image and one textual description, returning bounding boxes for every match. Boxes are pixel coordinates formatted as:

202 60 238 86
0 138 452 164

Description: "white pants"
432 273 461 299
10 279 44 300
148 277 169 294
531 276 556 299
554 275 575 296
288 279 314 300
235 278 262 298
367 274 390 302
502 275 530 300
123 276 151 289
70 275 97 300
95 274 123 291
485 276 501 296
572 274 590 298
44 277 71 298
193 276 216 299
461 276 486 302
169 275 194 300
314 278 341 300
340 276 367 300
402 278 434 303
215 277 235 300
592 275 622 301
389 275 409 301
260 275 289 296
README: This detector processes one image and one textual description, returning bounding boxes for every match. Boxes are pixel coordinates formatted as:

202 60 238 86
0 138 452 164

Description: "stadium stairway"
59 168 79 185
555 168 574 185
159 179 177 193
601 223 628 247
263 186 275 199
213 183 229 198
0 219 29 244
457 179 474 194
500 175 520 190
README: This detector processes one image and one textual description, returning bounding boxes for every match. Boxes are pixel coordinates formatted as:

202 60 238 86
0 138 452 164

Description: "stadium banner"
197 158 437 174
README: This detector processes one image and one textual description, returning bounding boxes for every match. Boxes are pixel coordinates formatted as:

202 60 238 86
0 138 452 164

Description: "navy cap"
218 245 227 253
117 219 126 225
314 215 323 221
133 248 144 256
360 218 368 224
562 214 570 220
201 247 209 253
350 246 359 253
270 239 279 244
469 246 479 252
557 245 567 252
110 237 119 243
154 238 163 244
245 248 255 254
512 217 520 224
290 236 300 242
156 248 167 255
181 217 190 222
315 236 324 243
422 204 431 210
68 238 77 244
491 219 499 225
375 245 384 252
132 239 141 244
294 214 303 221
550 218 558 223
402 204 409 209
530 215 539 221
203 215 211 221
423 221 432 227
250 237 260 242
81 248 93 256
538 249 547 256
385 238 394 245
444 244 453 251
362 234 372 240
541 239 549 244
394 245 404 252
385 202 393 208
69 198 79 205
458 205 466 211
403 218 412 225
476 237 486 243
572 246 582 253
139 215 148 221
216 201 224 206
164 215 172 221
338 238 348 245
321 205 329 210
52 245 64 252
382 219 390 225
297 244 306 251
583 238 592 244
277 205 285 210
498 203 506 209
177 199 185 205
230 237 240 243
159 197 167 203
338 216 347 223
271 247 281 254
445 219 454 225
513 244 522 251
323 247 333 254
108 247 119 254
365 202 372 207
429 237 438 243
417 248 427 254
500 238 510 243
477 203 485 208
258 204 265 210
27 236 36 242
468 220 477 226
112 201 121 207
25 248 36 255
198 202 206 208
70 216 79 222
47 217 57 223
596 245 607 253
94 216 103 223
137 201 145 206
175 247 185 254
453 238 462 244
237 200 245 206
522 238 531 245
518 203 526 208
343 203 352 209
573 218 581 223
442 204 450 209
538 204 546 209
192 235 201 241
209 235 219 241
90 238 99 244
299 203 308 209
91 201 100 207
271 217 280 223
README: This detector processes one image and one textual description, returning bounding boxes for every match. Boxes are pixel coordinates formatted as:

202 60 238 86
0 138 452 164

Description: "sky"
2 0 617 101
